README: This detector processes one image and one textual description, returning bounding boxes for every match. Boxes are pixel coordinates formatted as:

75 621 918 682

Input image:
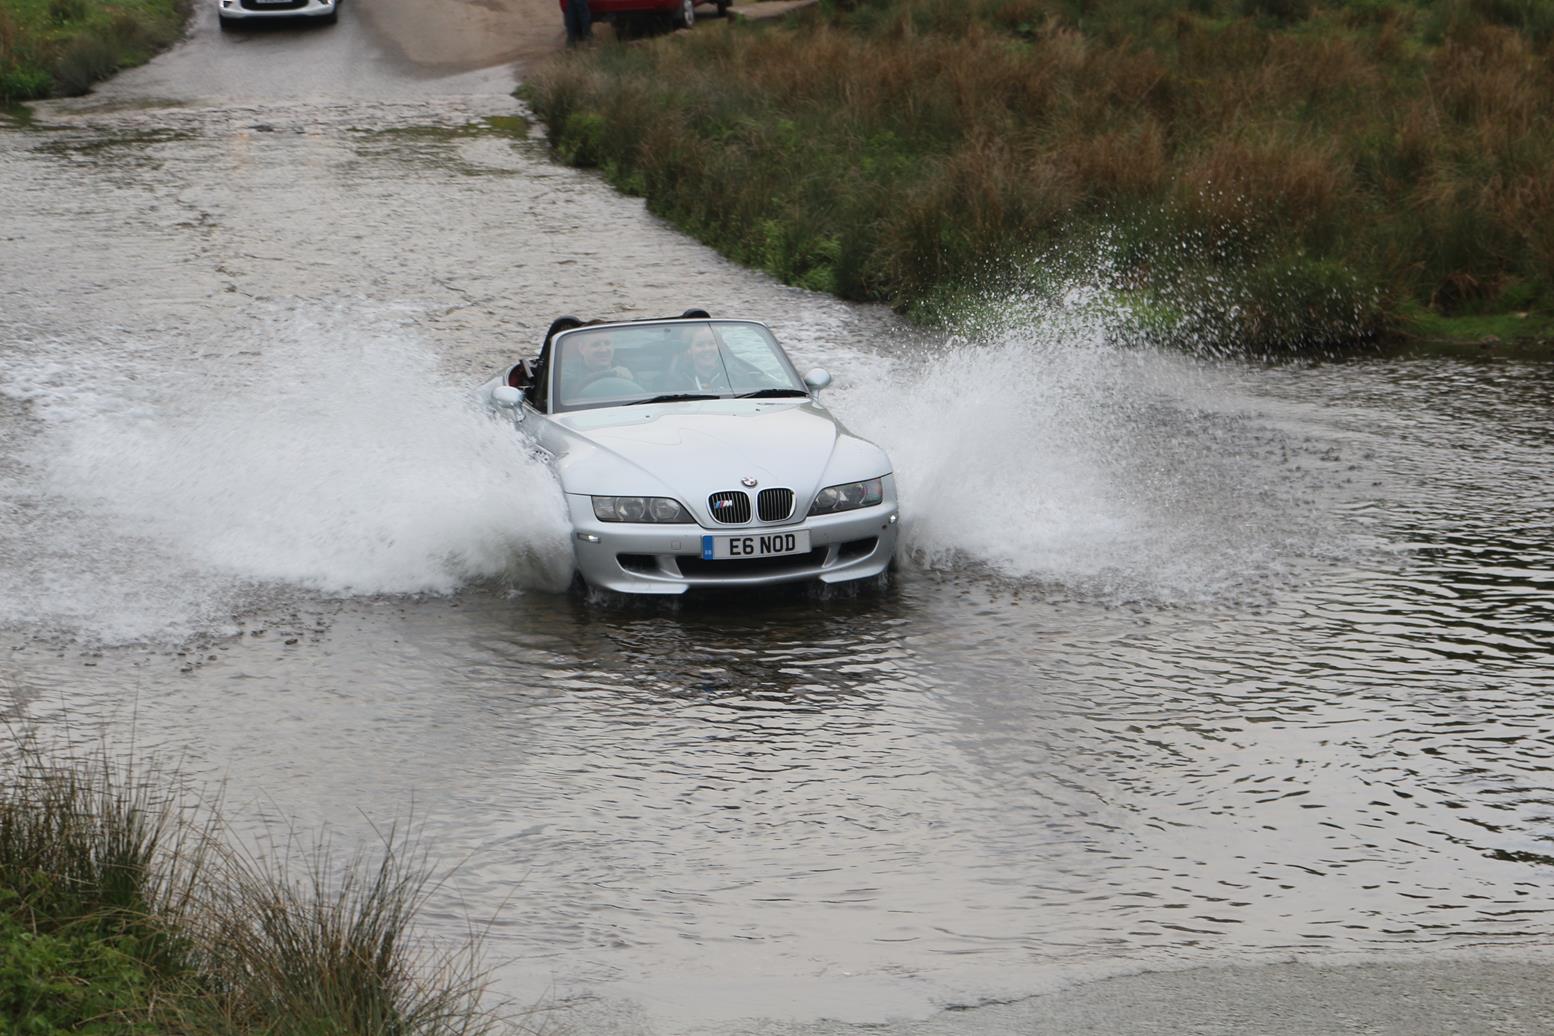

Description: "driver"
565 333 635 391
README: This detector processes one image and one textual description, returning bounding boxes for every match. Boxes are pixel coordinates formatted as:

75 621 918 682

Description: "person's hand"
611 366 634 380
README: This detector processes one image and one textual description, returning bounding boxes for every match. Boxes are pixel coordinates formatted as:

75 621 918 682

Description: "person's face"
689 333 719 374
578 337 614 370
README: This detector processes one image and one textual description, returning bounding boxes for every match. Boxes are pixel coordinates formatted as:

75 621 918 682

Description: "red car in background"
561 0 726 32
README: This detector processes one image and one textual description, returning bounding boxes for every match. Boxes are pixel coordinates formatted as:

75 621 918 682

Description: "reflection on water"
2 84 1552 1031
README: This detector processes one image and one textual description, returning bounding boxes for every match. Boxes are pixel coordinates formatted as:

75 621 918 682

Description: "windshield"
551 321 807 412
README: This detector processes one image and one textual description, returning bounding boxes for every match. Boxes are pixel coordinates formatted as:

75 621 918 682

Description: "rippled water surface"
2 17 1552 1034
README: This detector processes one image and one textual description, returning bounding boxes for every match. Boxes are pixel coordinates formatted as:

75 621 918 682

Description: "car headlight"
591 496 693 523
807 477 884 515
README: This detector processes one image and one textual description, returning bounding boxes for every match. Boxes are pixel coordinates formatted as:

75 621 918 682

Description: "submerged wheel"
218 14 235 30
673 0 694 29
322 7 338 24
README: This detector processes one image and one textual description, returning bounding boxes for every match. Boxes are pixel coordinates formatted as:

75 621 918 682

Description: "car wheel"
218 14 235 30
672 0 694 29
322 7 338 23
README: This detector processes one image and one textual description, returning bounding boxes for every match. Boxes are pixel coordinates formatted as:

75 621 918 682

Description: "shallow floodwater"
2 14 1552 1034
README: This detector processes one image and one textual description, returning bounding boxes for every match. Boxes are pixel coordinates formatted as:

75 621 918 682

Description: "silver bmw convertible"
481 312 900 595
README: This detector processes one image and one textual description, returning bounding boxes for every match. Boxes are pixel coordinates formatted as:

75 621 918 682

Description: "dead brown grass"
1433 26 1547 149
1177 130 1349 237
1063 118 1168 200
523 0 1554 336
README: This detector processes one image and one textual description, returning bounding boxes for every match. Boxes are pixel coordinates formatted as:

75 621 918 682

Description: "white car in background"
482 312 901 595
218 0 338 30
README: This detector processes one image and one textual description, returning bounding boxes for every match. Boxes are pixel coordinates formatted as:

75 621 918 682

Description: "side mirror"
491 385 524 418
803 368 832 395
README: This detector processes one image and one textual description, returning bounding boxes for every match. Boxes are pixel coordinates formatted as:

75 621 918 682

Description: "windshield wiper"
641 393 721 404
736 388 810 399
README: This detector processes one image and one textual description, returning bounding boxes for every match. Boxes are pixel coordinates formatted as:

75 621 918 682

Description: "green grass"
0 0 191 102
1 736 513 1035
1393 299 1554 352
0 907 166 1034
521 0 1554 351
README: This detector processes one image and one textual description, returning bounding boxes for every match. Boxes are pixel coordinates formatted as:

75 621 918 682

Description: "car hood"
546 400 889 521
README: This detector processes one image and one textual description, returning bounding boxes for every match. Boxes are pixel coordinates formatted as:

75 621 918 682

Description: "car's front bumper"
218 0 336 21
566 482 900 595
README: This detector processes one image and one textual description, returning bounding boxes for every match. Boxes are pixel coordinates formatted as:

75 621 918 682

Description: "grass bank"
521 0 1554 351
1 737 509 1035
0 0 189 103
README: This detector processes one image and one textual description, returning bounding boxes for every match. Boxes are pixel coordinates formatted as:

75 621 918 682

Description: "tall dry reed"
523 0 1554 344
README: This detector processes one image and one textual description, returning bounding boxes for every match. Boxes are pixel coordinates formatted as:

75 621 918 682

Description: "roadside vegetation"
1 736 509 1035
522 0 1554 351
0 0 189 103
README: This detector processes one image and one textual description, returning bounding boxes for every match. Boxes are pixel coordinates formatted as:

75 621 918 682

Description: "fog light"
576 532 601 543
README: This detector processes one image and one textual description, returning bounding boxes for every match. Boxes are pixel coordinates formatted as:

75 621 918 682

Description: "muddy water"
3 15 1553 1035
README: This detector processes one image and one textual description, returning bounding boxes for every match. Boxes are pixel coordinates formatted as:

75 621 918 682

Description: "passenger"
672 326 731 392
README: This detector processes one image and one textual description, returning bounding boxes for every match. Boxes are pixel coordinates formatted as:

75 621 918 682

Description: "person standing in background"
564 0 592 45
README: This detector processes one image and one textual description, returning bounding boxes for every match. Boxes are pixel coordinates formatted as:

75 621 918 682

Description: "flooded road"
3 10 1553 1034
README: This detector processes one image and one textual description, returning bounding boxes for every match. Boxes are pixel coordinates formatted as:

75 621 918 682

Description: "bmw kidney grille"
708 491 752 524
757 488 795 522
708 488 795 523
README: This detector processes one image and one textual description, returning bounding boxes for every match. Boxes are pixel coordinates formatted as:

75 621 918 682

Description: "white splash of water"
0 305 572 643
827 285 1343 604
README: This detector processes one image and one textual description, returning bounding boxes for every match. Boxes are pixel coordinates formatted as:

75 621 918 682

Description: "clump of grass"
50 31 119 94
0 738 209 1030
522 0 1554 350
0 741 205 938
1 733 511 1034
195 831 500 1036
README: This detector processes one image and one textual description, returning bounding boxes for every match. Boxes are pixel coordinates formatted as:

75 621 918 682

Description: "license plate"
702 530 810 560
